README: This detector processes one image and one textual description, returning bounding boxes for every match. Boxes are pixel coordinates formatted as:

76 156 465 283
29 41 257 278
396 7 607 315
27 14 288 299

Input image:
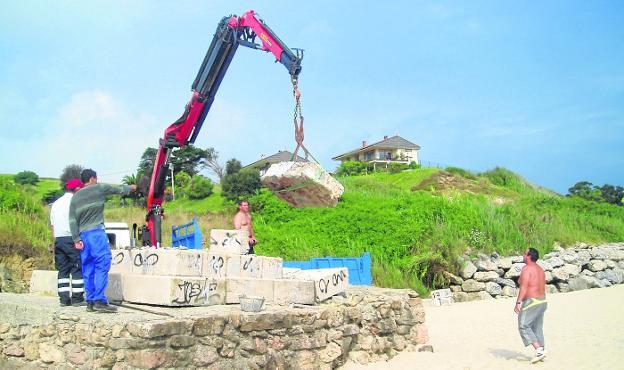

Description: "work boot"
60 301 71 307
72 300 87 307
94 301 118 313
86 301 95 312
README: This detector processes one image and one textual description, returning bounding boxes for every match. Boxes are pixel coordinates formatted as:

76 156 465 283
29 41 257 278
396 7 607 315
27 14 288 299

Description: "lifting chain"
291 77 318 163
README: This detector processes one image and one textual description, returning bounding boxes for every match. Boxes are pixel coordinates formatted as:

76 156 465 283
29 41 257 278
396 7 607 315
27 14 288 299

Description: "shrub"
336 161 368 176
42 188 65 204
221 170 262 202
14 171 39 186
187 175 214 200
389 163 408 174
409 161 421 170
446 166 477 180
480 167 527 191
0 178 41 214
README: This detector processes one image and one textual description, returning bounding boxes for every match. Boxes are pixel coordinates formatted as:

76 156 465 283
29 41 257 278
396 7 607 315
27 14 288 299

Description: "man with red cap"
50 178 85 306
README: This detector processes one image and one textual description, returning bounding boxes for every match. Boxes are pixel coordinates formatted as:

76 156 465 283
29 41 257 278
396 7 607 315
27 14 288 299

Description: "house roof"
332 135 421 160
243 150 309 170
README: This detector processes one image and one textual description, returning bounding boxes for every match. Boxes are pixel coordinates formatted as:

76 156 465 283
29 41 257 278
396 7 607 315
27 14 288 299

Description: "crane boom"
145 10 303 247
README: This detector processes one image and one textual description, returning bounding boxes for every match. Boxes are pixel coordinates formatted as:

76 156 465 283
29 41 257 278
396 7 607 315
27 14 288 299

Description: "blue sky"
1 1 622 194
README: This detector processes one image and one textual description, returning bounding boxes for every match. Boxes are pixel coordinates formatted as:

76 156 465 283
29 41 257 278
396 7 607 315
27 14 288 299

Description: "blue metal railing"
283 252 372 286
171 217 203 250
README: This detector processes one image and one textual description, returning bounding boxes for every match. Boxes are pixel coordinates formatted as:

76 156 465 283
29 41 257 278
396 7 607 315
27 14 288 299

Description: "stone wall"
0 286 428 369
445 242 624 302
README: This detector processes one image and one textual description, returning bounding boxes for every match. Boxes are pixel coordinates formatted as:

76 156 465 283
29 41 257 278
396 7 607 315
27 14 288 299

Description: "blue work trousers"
79 227 111 304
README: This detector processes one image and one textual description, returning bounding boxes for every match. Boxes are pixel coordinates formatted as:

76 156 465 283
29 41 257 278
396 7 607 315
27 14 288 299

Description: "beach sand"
341 284 624 370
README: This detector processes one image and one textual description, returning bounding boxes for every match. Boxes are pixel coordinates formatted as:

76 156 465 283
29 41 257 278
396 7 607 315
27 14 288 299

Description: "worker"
50 178 85 306
233 200 257 254
69 169 137 313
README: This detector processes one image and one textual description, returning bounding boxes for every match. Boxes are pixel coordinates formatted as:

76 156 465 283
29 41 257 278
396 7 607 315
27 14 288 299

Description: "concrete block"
261 161 344 208
209 229 249 255
105 272 124 302
225 278 275 304
227 255 262 278
29 270 57 295
282 267 302 278
273 279 315 305
261 256 283 279
110 249 133 274
131 248 205 276
122 274 226 306
203 252 228 279
292 268 349 301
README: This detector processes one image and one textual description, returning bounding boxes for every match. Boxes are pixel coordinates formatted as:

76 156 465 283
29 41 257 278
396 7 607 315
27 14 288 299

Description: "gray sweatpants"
518 297 547 347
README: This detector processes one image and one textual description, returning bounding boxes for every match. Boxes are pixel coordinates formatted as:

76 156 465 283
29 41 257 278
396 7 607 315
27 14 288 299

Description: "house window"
364 151 374 161
378 151 392 160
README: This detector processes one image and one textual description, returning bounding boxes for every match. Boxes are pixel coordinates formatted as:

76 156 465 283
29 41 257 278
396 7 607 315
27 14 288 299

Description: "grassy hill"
2 168 624 295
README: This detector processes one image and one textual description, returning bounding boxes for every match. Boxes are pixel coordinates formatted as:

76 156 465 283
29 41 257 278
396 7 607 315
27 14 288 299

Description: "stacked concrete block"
225 278 275 304
131 248 204 277
209 229 250 255
273 278 316 305
261 161 345 208
289 267 349 302
110 249 133 274
121 274 226 306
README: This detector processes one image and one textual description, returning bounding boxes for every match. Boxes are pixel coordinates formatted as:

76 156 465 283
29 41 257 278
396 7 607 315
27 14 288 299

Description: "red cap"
65 178 84 190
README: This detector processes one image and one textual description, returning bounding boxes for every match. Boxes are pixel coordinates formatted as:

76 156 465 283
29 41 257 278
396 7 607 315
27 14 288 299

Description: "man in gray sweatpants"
515 247 547 363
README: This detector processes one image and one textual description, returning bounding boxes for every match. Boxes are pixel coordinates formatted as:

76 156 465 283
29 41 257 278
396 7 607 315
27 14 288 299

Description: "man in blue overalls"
69 169 136 313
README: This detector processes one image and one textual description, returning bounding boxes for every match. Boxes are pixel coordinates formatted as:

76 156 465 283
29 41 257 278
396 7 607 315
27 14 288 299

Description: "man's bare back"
520 263 546 299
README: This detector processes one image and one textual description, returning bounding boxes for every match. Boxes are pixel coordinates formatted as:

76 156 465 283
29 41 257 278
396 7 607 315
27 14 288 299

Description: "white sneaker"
530 349 546 363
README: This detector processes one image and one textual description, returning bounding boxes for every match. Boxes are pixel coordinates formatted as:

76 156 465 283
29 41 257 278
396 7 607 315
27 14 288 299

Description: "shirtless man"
233 200 257 254
515 247 547 363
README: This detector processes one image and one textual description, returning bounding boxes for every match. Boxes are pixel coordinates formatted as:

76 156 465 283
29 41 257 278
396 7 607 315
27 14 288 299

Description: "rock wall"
0 287 428 369
445 242 624 302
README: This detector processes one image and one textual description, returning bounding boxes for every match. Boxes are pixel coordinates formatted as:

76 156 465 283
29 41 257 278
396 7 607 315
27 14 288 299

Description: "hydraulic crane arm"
146 10 303 247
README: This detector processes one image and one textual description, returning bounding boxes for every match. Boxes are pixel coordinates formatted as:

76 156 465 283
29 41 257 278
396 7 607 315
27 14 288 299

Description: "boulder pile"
443 242 624 302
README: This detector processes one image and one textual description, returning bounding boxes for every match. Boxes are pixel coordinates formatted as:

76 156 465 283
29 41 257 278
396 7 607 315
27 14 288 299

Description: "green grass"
2 167 624 296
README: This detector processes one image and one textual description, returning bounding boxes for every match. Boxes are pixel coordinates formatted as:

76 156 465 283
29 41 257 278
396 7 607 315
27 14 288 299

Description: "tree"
221 170 262 202
170 145 208 177
59 164 84 188
599 184 624 206
225 159 242 175
122 173 138 185
137 147 158 178
14 171 39 185
204 147 225 183
567 181 604 202
187 175 214 199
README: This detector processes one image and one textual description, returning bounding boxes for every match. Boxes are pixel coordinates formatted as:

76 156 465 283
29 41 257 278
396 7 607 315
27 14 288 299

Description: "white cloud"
0 90 160 183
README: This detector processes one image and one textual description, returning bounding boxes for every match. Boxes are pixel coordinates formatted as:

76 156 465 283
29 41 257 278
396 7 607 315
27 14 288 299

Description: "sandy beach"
341 284 624 370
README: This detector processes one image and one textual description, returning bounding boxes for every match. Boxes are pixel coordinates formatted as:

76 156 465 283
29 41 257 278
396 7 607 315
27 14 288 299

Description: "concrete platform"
131 248 205 276
261 161 344 208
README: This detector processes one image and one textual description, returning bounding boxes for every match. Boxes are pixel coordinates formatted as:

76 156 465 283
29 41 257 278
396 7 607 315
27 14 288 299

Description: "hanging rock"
261 161 344 207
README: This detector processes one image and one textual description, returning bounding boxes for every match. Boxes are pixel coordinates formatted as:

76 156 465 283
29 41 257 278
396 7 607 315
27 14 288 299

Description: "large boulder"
568 275 606 291
473 271 499 282
545 256 564 268
261 161 344 207
497 257 513 270
459 260 478 279
461 279 485 292
496 277 516 288
587 260 607 272
484 282 502 296
551 267 570 282
537 260 553 271
504 263 525 278
562 263 581 276
475 257 498 272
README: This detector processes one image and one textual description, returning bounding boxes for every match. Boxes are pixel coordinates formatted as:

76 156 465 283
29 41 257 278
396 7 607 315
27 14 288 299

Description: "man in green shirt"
69 169 136 313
